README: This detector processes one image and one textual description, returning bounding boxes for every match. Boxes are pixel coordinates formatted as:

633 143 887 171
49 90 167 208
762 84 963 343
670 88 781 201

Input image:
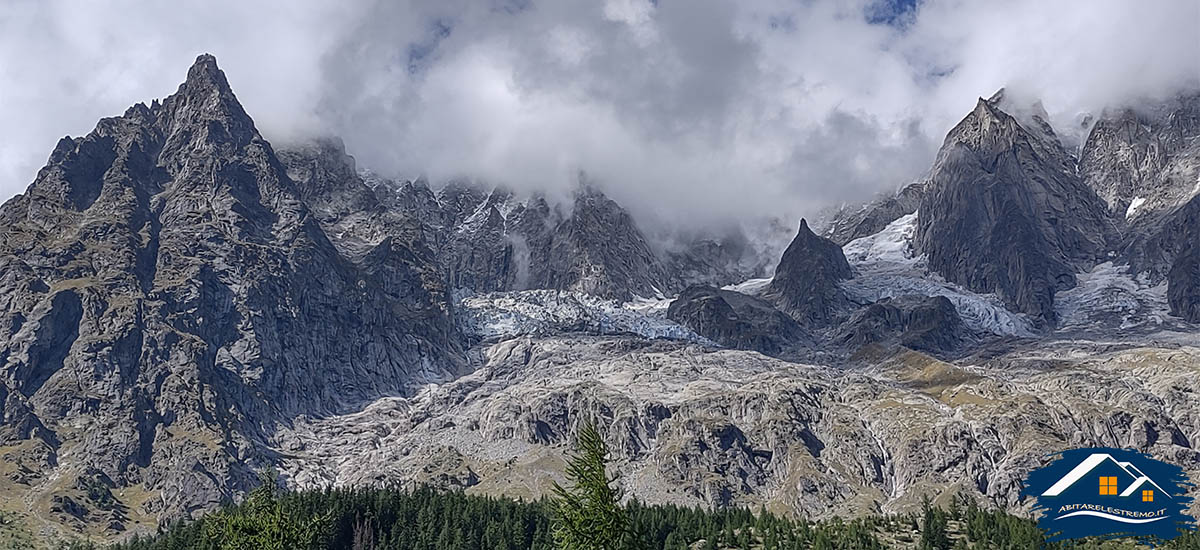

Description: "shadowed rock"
1166 196 1200 322
915 96 1115 327
837 295 969 356
667 285 807 356
763 219 853 326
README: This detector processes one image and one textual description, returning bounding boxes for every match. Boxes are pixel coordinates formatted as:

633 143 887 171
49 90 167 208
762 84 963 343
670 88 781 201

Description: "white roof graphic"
1041 453 1172 499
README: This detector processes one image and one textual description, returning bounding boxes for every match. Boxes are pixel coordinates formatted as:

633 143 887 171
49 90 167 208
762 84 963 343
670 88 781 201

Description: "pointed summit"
916 96 1114 326
0 52 459 521
177 53 238 101
186 54 223 83
155 53 258 158
763 218 852 325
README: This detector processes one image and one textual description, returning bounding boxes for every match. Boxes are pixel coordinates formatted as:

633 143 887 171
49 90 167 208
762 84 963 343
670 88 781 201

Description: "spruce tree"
550 423 640 550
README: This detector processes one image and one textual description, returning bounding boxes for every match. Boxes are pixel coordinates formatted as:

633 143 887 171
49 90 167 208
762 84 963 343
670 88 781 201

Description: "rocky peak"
0 54 460 524
156 54 257 155
944 95 1074 177
547 184 677 300
916 97 1114 326
763 219 852 325
822 182 925 246
1081 93 1200 220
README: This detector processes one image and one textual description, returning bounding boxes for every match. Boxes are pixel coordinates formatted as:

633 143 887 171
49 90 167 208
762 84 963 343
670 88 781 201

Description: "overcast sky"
0 0 1197 229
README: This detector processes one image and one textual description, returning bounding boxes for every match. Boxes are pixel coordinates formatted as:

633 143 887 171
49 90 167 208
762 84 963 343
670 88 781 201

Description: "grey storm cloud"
1 0 1198 231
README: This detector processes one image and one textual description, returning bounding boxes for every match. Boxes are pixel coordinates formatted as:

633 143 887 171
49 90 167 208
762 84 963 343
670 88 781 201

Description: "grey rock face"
823 183 926 246
836 295 969 356
1080 93 1200 220
0 55 460 526
662 229 770 288
667 285 807 356
366 179 676 302
1081 95 1200 308
915 97 1115 326
762 219 853 325
1166 196 1200 321
277 336 1200 521
544 186 676 301
277 138 452 311
1072 94 1200 322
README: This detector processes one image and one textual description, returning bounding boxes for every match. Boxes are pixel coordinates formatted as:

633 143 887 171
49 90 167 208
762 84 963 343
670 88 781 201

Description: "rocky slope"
836 295 969 357
276 336 1200 521
762 219 853 326
915 96 1116 327
823 183 925 246
0 55 461 538
666 285 807 356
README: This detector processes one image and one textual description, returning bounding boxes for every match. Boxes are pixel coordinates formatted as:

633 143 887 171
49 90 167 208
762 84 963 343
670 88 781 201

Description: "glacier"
839 213 1038 338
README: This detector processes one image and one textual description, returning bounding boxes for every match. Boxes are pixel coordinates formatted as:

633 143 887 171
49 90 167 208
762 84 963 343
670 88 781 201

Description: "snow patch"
1125 196 1146 220
722 277 771 296
839 213 1038 338
842 212 918 270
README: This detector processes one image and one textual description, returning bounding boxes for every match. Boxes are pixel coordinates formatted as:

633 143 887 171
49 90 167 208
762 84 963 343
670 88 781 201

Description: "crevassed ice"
722 277 771 296
455 289 709 343
1054 261 1169 331
839 213 1038 337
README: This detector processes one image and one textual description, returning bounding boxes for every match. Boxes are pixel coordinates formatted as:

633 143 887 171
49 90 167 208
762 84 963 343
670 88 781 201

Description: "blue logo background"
1023 448 1195 542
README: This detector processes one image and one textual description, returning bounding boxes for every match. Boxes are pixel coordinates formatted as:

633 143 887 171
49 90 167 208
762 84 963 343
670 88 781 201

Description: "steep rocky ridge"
762 219 853 326
1076 94 1200 322
0 55 461 536
915 96 1116 326
823 183 925 246
1080 93 1200 221
365 178 679 301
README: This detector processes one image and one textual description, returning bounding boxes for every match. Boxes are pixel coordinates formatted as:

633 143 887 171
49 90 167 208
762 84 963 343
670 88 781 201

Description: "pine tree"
919 497 951 550
550 424 639 550
202 470 330 550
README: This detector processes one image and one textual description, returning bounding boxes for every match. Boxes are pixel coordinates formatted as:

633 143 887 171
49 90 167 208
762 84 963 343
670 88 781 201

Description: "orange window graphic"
1143 490 1154 502
1100 476 1118 495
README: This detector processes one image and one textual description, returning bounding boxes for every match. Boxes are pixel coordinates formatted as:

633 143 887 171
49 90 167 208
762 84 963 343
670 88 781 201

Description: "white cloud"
0 0 1197 233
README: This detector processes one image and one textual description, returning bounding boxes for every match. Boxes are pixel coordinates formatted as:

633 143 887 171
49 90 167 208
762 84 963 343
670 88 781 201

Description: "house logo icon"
1023 448 1196 542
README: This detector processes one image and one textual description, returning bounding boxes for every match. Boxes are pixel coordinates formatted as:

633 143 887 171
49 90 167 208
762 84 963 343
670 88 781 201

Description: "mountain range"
0 55 1198 543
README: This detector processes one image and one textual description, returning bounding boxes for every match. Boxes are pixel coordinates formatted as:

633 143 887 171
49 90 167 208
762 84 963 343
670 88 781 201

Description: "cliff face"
1080 93 1200 221
0 55 461 526
823 182 925 246
762 219 853 326
915 97 1115 326
367 179 679 301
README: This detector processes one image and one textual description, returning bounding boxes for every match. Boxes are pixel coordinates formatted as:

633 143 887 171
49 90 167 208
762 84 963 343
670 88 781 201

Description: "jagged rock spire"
763 218 852 325
916 95 1114 326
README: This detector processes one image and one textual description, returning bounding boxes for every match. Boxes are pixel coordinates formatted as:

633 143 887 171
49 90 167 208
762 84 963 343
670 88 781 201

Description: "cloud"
1 0 1197 233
